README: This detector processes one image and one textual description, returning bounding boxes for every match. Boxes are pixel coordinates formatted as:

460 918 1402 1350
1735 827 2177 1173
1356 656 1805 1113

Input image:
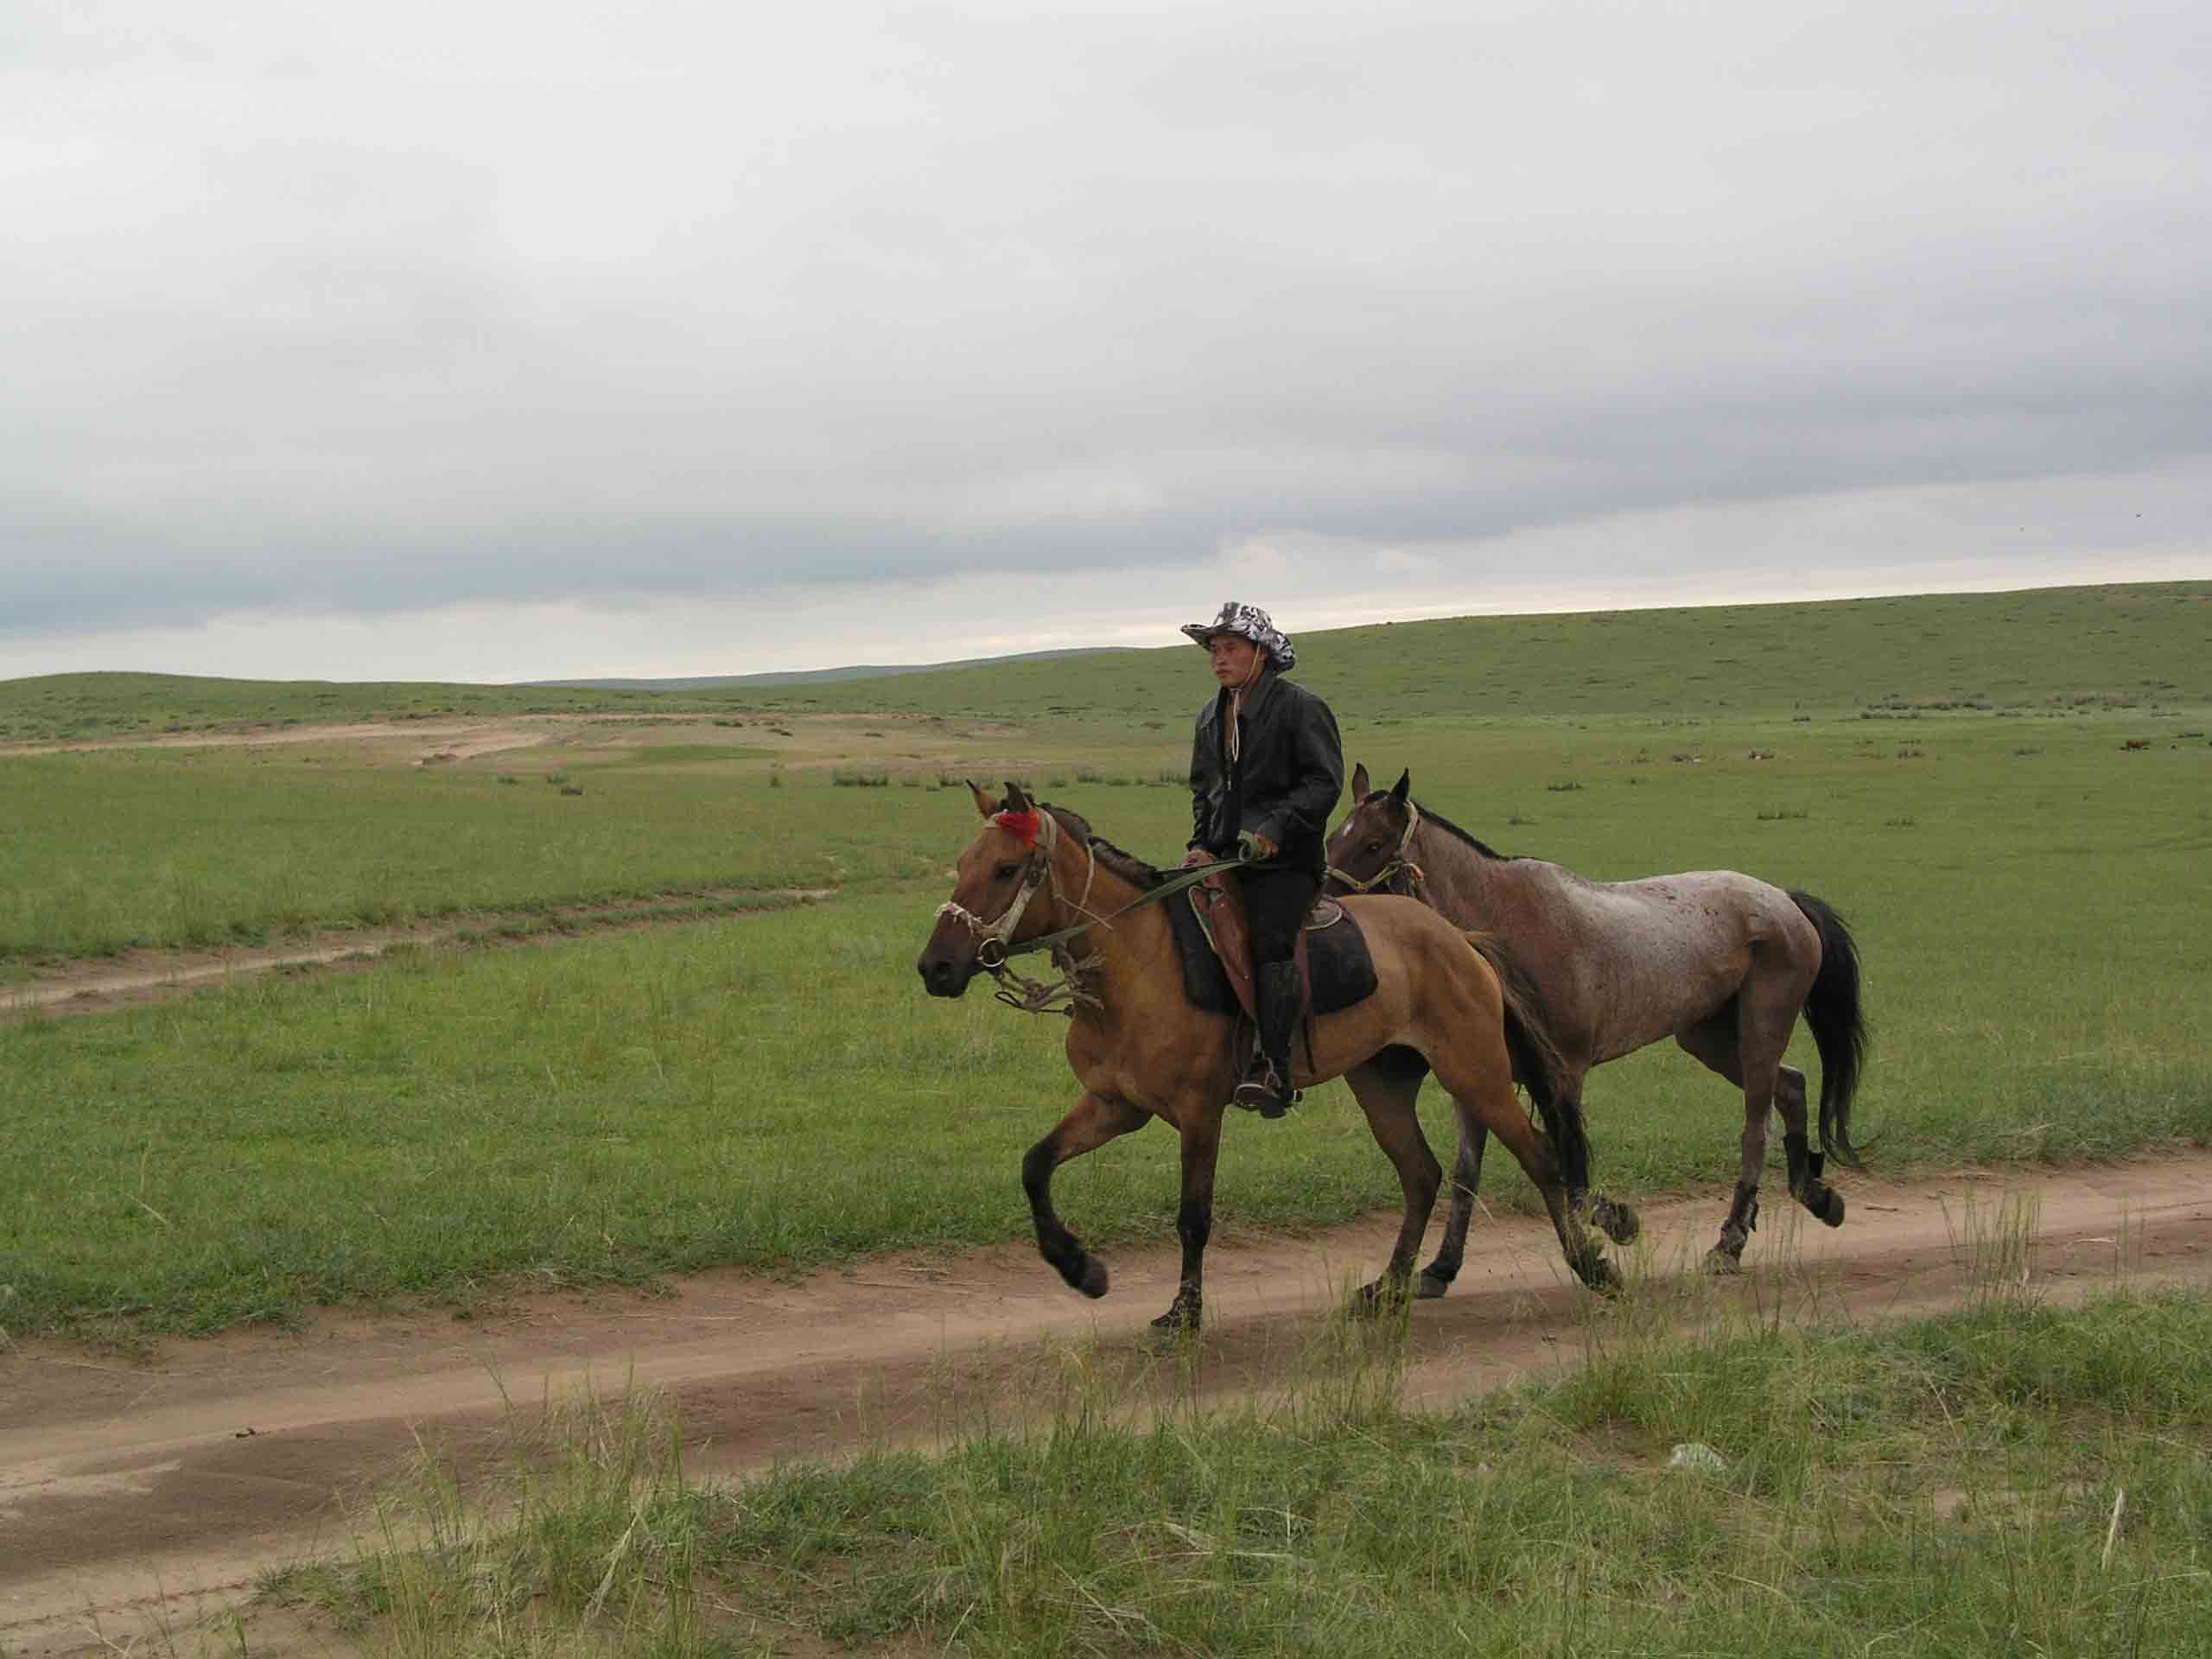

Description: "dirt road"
3 887 832 1021
5 1153 2210 1658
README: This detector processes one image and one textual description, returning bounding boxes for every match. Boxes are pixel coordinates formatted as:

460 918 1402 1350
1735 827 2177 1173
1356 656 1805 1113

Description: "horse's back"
1574 869 1809 946
1339 892 1505 1009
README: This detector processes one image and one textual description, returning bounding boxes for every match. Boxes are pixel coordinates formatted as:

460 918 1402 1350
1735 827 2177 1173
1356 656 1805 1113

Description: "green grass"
3 779 2208 1340
735 580 2212 720
284 1285 2212 1659
0 756 946 966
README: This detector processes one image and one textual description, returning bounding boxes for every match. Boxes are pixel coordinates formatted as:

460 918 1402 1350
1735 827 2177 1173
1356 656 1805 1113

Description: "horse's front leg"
1022 1091 1149 1298
1152 1105 1224 1339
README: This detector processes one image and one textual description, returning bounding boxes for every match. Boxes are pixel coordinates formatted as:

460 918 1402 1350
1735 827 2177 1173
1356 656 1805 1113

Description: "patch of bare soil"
5 1154 2210 1659
0 709 997 768
0 720 563 763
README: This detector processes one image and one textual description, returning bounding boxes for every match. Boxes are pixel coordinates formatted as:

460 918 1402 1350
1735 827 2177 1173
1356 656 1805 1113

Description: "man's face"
1206 634 1262 686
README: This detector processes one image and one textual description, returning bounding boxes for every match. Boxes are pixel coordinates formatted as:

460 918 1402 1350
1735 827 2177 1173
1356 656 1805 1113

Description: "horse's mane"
1039 803 1170 890
1407 797 1524 863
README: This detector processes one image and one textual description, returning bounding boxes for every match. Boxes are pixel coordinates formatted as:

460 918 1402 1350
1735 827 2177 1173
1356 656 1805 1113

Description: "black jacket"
1186 669 1344 873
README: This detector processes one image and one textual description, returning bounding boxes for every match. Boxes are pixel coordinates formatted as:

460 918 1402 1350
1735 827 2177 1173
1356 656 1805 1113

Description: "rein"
938 813 1247 1016
1327 800 1426 898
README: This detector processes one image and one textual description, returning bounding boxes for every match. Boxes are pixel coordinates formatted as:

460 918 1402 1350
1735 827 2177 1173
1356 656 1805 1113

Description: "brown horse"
1327 765 1868 1284
915 781 1627 1333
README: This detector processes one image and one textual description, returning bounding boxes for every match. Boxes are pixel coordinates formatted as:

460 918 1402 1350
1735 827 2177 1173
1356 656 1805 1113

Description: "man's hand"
1179 847 1211 869
1237 831 1279 861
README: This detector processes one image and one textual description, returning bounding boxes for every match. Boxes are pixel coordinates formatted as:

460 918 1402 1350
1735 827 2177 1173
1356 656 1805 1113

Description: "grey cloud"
3 0 2209 652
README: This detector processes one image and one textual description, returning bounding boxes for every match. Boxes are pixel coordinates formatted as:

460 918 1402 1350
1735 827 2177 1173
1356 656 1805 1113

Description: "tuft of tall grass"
307 1287 2212 1659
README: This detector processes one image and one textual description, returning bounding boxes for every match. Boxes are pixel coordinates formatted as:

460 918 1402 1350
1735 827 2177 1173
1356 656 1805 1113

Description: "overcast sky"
3 0 2206 683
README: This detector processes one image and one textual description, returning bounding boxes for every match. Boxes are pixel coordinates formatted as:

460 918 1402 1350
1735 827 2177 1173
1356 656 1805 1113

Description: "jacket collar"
1214 664 1281 723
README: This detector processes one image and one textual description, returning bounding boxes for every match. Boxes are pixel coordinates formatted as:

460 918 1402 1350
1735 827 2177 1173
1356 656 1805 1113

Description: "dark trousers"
1236 866 1316 1085
1239 866 1319 969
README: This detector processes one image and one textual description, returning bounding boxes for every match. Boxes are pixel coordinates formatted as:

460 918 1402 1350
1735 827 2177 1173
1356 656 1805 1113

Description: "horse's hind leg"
1343 1052 1444 1309
1022 1091 1149 1299
1675 1013 1761 1270
1427 1041 1616 1293
1417 1117 1483 1299
1347 1045 1475 1300
1747 940 1846 1230
1774 1064 1845 1227
1677 974 1832 1273
1417 1070 1631 1297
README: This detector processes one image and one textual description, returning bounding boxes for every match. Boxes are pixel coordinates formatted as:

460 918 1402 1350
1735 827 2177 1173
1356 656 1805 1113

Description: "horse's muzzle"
916 950 976 998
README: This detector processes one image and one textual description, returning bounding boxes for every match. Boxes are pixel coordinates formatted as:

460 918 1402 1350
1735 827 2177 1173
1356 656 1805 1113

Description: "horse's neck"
1420 827 1547 926
1049 858 1177 995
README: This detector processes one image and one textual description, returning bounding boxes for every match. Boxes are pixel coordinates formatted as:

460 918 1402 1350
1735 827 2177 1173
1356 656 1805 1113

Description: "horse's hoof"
1414 1271 1452 1300
1704 1246 1745 1276
1077 1256 1109 1299
1570 1251 1620 1294
1147 1304 1198 1350
1813 1188 1846 1228
1350 1279 1409 1318
1592 1198 1642 1246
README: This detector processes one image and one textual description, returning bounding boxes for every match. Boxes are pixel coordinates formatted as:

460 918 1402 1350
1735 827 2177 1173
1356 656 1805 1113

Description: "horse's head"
916 779 1071 997
1324 762 1419 896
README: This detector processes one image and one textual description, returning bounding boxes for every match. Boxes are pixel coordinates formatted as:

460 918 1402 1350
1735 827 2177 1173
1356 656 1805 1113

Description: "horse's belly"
1579 944 1746 1059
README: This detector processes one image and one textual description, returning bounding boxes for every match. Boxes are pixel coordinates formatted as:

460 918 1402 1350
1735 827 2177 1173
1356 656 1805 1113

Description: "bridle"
1326 798 1426 899
934 807 1097 971
935 805 1244 1015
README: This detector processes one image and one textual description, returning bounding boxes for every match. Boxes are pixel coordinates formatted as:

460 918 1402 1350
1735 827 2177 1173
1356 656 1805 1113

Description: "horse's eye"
1365 841 1382 855
995 862 1022 881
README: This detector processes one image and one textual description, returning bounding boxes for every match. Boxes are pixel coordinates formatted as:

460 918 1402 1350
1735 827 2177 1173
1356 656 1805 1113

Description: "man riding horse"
1178 602 1344 1116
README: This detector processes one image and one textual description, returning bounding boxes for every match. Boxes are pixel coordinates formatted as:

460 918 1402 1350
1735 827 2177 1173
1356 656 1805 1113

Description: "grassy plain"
0 582 2208 1337
741 579 2212 719
289 1282 2212 1658
0 738 939 967
2 718 2207 1338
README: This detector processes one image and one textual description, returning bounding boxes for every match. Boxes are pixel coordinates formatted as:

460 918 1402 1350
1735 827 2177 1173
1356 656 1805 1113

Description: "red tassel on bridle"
994 809 1040 847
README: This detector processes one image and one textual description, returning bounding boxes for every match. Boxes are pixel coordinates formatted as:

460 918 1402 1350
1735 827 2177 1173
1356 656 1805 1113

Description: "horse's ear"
1390 770 1411 804
1350 761 1370 800
968 779 998 818
1001 779 1031 812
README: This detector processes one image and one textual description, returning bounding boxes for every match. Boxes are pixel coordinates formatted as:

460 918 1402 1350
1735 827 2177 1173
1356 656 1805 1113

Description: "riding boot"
1234 962 1303 1118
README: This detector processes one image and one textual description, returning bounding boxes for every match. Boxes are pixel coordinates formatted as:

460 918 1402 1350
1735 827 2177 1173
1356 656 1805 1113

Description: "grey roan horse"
1326 765 1868 1281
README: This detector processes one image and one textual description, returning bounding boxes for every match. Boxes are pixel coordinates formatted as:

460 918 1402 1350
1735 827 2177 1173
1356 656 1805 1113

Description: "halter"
936 807 1244 1015
934 808 1110 1012
1327 799 1426 898
935 808 1096 969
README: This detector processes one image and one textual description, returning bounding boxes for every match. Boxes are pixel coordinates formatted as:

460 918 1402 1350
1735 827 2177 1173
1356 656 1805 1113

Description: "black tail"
1789 891 1870 1169
1467 932 1589 1194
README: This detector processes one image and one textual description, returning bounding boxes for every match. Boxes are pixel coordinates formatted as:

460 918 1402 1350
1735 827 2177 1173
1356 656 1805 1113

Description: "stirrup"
1232 1067 1298 1118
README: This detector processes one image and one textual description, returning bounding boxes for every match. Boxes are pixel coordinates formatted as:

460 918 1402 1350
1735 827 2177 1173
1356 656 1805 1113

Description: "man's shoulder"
1271 675 1335 716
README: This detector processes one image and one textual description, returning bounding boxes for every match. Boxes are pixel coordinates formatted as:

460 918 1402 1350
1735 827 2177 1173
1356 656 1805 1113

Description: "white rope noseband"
1327 800 1424 896
936 808 1099 973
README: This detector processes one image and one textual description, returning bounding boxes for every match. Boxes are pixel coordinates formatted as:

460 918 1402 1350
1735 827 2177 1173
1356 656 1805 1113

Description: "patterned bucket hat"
1179 601 1295 670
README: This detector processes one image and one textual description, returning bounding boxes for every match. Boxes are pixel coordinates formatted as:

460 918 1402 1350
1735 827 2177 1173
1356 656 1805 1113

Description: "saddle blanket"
1166 889 1380 1019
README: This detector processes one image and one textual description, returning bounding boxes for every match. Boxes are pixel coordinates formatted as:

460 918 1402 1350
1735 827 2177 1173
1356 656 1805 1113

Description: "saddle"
1169 873 1379 1023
